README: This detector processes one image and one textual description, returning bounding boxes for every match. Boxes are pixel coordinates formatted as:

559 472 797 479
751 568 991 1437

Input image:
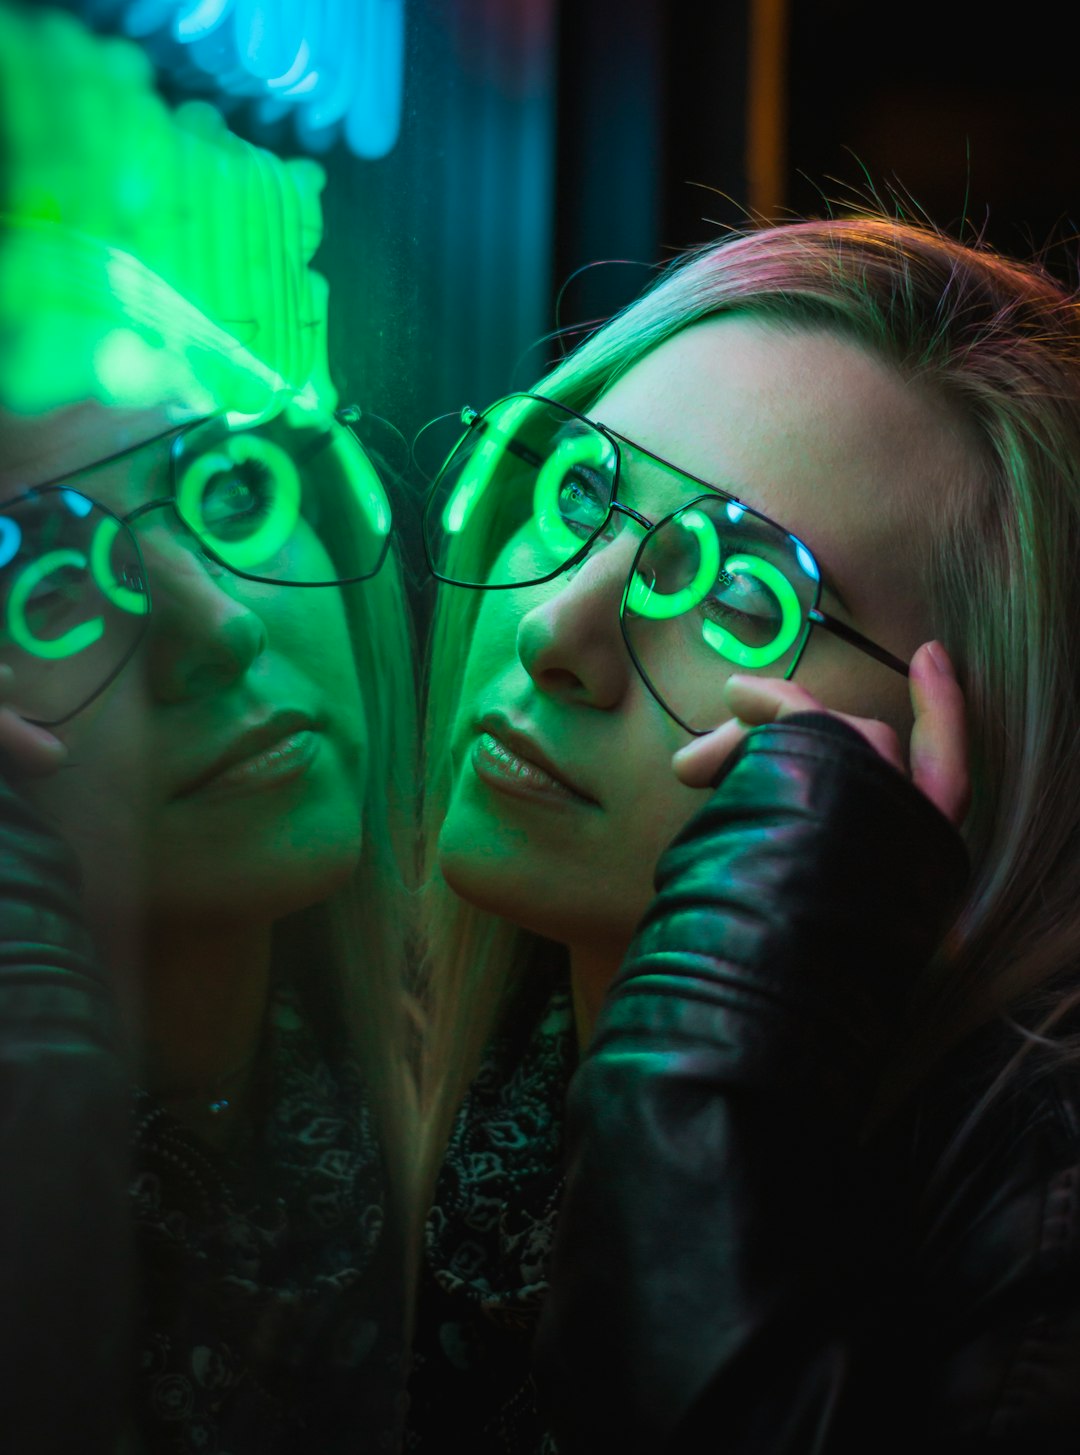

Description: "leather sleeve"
534 714 969 1454
0 769 134 1452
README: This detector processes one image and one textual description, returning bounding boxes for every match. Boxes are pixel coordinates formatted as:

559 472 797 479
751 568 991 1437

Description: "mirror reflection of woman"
412 216 1080 1451
0 12 415 1451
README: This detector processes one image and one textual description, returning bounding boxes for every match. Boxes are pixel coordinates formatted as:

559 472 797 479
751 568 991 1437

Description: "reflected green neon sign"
626 508 721 619
701 554 802 668
177 435 302 571
89 517 150 615
532 433 614 558
7 550 104 660
5 516 149 662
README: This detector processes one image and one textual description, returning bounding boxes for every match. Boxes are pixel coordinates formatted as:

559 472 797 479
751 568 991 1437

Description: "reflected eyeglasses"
1 400 393 725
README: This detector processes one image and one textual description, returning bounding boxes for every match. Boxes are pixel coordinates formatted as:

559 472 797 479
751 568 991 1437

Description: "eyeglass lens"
172 408 392 586
424 393 823 733
0 489 149 724
621 497 820 732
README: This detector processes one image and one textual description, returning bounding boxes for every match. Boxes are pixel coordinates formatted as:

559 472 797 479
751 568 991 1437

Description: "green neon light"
177 435 301 570
441 396 535 536
625 508 721 619
532 432 613 559
89 518 150 617
7 550 104 660
700 553 802 668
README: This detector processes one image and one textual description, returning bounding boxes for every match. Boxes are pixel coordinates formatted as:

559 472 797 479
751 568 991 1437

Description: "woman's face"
2 398 368 931
436 316 976 958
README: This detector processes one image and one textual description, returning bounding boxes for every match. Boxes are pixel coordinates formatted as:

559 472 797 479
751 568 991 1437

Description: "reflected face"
436 317 975 956
1 399 368 929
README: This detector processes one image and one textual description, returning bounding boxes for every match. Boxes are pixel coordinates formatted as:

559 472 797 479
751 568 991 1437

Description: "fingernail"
0 708 67 759
673 718 743 767
28 724 67 757
925 641 955 677
673 734 711 765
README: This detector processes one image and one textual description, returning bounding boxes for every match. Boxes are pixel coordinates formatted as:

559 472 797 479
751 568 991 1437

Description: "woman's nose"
139 531 267 703
515 532 637 710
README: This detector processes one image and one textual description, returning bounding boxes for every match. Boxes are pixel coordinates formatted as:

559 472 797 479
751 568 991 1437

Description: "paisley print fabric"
407 974 574 1455
130 986 404 1455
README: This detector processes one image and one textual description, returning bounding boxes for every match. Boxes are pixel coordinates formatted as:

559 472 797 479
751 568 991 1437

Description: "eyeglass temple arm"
809 608 910 678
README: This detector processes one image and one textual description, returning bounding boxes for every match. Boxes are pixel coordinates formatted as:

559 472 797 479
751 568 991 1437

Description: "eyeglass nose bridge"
608 499 653 532
119 495 229 582
559 498 655 589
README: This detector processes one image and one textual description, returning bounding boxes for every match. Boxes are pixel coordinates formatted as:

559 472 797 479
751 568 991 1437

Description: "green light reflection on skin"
625 508 721 619
700 553 802 668
6 549 104 660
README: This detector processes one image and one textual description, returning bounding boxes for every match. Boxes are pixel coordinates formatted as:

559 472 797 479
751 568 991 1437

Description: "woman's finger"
725 674 905 772
907 641 969 826
673 717 747 787
0 668 68 777
674 677 824 787
673 674 907 788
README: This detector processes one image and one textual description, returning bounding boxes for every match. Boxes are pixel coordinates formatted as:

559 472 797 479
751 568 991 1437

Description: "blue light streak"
118 0 404 159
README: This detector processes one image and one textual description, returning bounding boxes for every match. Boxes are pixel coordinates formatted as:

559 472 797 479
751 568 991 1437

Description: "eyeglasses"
423 392 908 734
1 400 393 725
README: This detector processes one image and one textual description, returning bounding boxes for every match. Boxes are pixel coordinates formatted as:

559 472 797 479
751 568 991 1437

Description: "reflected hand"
672 640 969 827
0 665 67 777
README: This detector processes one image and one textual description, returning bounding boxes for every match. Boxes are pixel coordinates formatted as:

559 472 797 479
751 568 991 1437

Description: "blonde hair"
298 522 418 1212
419 214 1080 1180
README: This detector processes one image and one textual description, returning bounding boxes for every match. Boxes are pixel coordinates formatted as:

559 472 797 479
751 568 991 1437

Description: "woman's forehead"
590 316 970 527
0 400 195 502
588 315 975 635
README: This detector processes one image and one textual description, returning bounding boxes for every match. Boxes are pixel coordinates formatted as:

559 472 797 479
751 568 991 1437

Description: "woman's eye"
703 570 780 639
556 468 609 537
197 459 276 540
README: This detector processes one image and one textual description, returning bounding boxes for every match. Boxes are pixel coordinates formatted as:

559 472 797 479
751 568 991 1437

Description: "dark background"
64 0 1080 479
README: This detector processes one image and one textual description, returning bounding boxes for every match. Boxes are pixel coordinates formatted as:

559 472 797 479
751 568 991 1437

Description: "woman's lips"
175 725 320 800
471 726 597 806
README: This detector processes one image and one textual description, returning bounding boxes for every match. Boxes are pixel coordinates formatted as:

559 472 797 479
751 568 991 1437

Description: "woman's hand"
672 640 969 827
0 665 67 778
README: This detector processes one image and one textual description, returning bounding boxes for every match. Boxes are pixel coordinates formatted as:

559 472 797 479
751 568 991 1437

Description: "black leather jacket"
0 770 133 1452
535 715 1080 1453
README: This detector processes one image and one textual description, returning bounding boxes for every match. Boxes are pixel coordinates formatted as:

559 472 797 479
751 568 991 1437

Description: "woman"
413 215 1080 1450
0 10 416 1451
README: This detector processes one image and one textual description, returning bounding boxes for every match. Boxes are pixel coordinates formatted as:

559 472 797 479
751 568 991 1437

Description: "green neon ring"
625 508 722 619
177 435 301 571
532 432 614 559
7 550 104 660
89 517 149 617
700 553 803 668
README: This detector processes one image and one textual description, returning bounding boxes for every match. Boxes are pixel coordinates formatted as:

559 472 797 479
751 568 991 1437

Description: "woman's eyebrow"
625 448 856 615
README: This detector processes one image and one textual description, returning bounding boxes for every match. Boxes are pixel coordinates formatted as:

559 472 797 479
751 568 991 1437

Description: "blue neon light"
119 0 404 159
793 538 819 580
61 491 95 519
0 516 20 569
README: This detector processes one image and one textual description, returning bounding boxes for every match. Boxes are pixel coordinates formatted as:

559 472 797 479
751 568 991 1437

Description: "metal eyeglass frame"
6 402 390 725
426 392 909 731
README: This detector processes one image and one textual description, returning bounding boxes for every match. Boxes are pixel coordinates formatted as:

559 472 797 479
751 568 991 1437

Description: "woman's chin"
147 809 365 926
